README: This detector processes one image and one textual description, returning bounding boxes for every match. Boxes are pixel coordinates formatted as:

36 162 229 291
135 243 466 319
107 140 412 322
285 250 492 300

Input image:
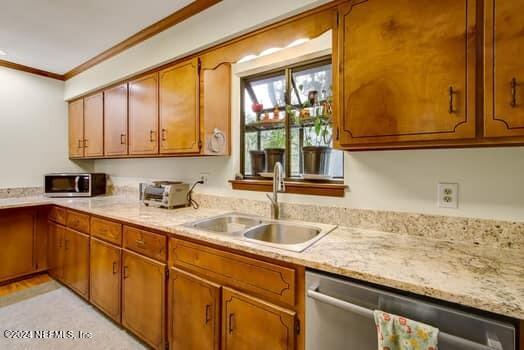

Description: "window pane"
291 63 332 106
250 74 286 109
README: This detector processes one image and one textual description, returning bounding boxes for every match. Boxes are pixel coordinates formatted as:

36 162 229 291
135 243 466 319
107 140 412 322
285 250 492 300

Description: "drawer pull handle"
228 313 235 334
120 134 126 145
77 140 83 149
135 239 146 247
112 262 118 274
448 86 455 114
161 128 167 141
83 139 89 148
511 77 518 108
205 304 211 324
123 266 129 279
149 130 156 142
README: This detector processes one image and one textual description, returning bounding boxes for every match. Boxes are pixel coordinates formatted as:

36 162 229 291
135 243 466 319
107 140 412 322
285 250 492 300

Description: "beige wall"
0 67 92 187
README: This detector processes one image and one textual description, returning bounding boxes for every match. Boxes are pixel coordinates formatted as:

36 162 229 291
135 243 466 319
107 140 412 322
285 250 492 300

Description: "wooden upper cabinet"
90 238 121 323
129 73 159 155
484 0 524 138
169 268 220 350
104 84 128 156
122 250 165 350
0 210 35 282
201 63 231 155
334 0 477 147
159 58 200 154
68 99 84 158
222 287 296 350
83 92 104 157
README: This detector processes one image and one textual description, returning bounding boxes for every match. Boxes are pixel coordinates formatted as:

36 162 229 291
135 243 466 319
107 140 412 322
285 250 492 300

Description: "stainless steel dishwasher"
306 270 516 350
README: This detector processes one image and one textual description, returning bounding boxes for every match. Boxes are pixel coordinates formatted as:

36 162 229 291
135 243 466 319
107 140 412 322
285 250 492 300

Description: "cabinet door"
129 73 159 155
169 268 220 350
159 58 200 154
222 287 295 350
201 63 231 155
484 0 524 137
0 211 35 282
122 250 165 350
334 0 476 147
90 238 121 323
48 222 65 281
68 98 84 158
83 92 104 157
63 228 89 299
104 84 128 156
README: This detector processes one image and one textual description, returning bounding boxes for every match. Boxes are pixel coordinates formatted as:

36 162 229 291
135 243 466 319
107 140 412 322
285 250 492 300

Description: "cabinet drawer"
49 206 67 225
66 210 90 234
170 238 296 307
91 217 122 245
123 226 166 262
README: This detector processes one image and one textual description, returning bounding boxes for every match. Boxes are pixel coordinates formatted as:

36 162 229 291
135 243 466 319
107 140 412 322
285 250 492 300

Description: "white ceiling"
0 0 195 74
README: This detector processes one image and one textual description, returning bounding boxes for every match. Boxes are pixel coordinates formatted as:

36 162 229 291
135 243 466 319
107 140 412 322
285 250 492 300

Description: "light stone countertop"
1 195 523 320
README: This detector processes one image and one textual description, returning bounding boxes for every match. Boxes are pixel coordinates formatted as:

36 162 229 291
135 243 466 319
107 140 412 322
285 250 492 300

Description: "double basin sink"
185 213 336 252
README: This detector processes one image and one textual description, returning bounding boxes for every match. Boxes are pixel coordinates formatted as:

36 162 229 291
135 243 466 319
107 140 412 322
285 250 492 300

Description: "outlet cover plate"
438 183 458 208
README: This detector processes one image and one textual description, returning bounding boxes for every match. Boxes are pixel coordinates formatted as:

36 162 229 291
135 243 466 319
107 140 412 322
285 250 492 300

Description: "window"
240 57 343 182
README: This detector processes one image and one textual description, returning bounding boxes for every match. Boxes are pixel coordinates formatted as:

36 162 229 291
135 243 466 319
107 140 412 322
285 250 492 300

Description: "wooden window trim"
229 179 347 197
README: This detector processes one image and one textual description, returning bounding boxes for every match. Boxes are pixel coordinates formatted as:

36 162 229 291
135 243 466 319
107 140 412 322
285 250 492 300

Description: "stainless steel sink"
243 222 331 252
186 214 263 234
185 213 335 252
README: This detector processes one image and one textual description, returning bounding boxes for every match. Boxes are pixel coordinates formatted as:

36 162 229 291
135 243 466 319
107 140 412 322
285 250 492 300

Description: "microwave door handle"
307 288 498 350
74 176 80 193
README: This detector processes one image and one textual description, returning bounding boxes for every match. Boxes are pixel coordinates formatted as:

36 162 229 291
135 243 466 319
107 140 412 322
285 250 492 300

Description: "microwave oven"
44 173 106 197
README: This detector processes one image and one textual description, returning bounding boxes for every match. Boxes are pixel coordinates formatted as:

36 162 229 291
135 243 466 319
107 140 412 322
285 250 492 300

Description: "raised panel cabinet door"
63 228 89 299
201 63 231 155
90 238 121 323
169 267 220 350
334 0 476 147
104 84 128 156
48 222 65 281
122 250 165 350
68 98 84 158
0 211 35 282
159 58 200 154
484 0 524 137
83 92 104 157
222 287 296 350
129 73 159 155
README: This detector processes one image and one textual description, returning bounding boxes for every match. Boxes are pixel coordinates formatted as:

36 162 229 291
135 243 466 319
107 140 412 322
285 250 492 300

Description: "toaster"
141 181 190 209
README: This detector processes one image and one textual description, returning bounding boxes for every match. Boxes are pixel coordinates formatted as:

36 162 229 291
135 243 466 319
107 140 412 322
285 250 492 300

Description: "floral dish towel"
373 310 439 350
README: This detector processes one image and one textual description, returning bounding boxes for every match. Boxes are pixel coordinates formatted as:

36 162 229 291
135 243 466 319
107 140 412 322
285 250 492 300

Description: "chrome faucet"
266 162 285 219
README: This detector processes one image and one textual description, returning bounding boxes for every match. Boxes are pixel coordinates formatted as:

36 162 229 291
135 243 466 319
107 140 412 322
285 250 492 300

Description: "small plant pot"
302 146 331 176
264 148 285 172
249 150 266 176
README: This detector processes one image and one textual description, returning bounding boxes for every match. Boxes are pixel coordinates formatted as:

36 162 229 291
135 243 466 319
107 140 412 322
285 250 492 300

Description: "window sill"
229 179 347 197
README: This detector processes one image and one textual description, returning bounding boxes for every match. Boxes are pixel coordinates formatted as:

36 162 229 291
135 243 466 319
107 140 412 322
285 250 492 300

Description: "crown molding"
0 59 64 80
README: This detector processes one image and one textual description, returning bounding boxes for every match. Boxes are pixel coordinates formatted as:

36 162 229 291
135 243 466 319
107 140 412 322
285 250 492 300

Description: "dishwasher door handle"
307 287 503 350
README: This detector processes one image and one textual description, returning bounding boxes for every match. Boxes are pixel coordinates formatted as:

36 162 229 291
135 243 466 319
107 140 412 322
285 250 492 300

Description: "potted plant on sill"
263 128 286 172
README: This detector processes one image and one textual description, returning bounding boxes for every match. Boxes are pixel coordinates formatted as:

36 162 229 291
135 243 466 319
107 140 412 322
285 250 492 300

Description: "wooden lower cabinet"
62 228 90 299
222 287 296 350
48 221 66 280
0 210 36 282
168 267 220 350
122 250 166 350
90 238 121 322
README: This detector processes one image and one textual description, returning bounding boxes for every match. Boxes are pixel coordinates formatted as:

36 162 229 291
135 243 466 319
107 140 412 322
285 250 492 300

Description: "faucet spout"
268 162 285 219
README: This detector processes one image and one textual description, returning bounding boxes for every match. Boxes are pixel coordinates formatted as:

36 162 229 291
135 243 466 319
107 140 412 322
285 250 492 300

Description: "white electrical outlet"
199 173 209 184
437 183 458 208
